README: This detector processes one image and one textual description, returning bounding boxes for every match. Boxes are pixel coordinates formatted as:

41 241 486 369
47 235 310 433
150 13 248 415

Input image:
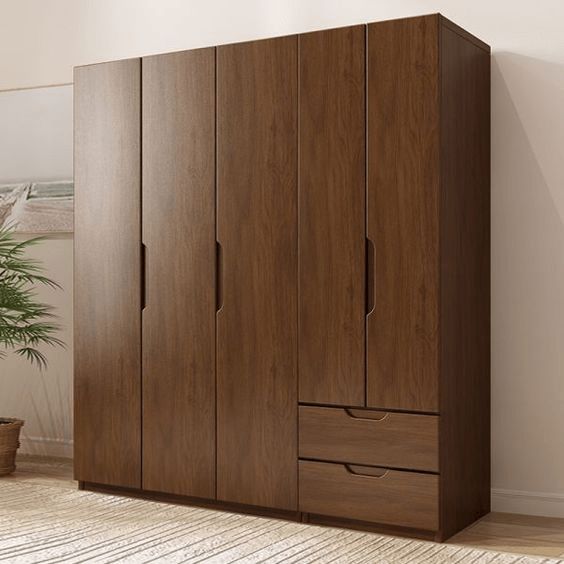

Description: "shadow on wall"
491 52 564 514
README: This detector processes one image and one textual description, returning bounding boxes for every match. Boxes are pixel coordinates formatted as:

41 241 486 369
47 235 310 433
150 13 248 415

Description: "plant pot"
0 418 24 476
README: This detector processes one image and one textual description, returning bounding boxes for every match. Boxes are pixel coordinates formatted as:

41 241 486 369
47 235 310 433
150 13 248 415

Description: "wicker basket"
0 418 24 476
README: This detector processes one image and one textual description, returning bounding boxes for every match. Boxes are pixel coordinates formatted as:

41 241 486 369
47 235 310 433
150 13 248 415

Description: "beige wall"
1 0 563 90
490 53 564 516
0 236 73 458
1 0 563 516
0 85 73 457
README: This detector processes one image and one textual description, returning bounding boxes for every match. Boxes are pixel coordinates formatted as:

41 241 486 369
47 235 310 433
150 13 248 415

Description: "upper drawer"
299 406 438 472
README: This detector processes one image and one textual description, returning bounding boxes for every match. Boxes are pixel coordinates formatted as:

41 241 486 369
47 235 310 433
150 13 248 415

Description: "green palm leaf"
0 225 64 369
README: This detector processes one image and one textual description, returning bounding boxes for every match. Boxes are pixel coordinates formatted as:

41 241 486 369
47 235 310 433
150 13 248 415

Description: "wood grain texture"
438 21 491 540
74 60 141 488
305 514 438 542
299 460 439 531
141 49 216 498
367 15 440 413
83 482 302 523
298 26 366 406
216 36 298 511
299 406 439 472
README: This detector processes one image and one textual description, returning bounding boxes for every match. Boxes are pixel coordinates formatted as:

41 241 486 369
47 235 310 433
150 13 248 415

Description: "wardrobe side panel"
216 36 298 510
142 49 216 498
366 16 440 412
299 26 366 406
439 19 491 538
74 60 142 487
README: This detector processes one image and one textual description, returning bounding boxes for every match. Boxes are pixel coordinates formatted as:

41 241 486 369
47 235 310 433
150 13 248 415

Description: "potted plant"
0 226 64 475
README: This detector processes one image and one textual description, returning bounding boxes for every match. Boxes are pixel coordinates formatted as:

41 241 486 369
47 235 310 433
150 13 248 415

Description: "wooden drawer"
299 406 438 472
299 460 439 531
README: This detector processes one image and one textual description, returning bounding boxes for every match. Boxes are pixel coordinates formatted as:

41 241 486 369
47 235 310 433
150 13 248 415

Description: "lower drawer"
299 460 439 531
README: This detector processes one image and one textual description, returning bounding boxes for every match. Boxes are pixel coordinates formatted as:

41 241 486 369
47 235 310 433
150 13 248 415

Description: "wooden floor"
6 456 564 560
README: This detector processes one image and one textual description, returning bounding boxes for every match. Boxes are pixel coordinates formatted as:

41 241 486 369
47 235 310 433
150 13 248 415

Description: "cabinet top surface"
74 13 489 73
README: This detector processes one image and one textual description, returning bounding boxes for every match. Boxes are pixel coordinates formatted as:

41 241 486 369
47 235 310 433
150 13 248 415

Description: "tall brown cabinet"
75 14 490 541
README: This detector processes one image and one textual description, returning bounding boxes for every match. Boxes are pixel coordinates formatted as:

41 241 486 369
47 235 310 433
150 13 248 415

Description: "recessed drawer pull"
299 461 439 531
345 464 389 479
299 406 439 472
344 408 388 421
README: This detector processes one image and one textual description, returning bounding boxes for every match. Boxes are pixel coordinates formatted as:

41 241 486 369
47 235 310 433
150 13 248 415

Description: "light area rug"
0 480 561 564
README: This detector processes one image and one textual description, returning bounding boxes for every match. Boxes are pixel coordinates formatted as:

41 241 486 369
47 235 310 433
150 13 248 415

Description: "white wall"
0 85 73 457
1 0 563 517
0 86 73 183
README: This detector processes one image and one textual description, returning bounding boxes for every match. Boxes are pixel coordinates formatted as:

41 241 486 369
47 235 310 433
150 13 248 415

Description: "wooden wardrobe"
74 13 490 541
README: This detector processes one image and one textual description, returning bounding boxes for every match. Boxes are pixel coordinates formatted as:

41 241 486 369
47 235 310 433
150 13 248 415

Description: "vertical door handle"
216 241 223 313
366 237 375 315
141 243 147 310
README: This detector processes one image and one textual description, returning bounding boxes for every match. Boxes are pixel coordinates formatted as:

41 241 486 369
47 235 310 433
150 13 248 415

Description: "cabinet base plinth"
79 482 443 541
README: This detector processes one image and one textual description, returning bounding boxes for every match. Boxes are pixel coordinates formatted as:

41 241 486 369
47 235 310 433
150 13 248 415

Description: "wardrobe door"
217 37 298 510
74 60 141 488
367 16 440 412
142 50 216 497
299 26 366 406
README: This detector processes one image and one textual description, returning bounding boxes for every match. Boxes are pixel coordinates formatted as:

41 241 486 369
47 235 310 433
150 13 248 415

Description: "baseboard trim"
492 488 564 518
19 436 73 459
